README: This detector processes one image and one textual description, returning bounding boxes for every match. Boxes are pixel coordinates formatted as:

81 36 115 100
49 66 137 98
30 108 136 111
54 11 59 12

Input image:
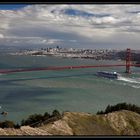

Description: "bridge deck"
0 64 140 74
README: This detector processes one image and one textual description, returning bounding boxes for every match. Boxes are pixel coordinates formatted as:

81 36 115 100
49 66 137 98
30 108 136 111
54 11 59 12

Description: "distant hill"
0 110 140 135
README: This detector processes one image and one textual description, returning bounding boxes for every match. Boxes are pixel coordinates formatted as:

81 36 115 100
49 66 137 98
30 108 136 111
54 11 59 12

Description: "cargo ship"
96 71 119 79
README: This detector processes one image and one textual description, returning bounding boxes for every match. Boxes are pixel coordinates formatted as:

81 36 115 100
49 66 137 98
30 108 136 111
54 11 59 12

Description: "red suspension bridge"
0 48 140 74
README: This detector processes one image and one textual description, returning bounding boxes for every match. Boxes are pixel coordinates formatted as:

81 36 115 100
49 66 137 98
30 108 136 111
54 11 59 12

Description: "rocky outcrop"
0 126 52 135
103 110 140 135
0 110 140 135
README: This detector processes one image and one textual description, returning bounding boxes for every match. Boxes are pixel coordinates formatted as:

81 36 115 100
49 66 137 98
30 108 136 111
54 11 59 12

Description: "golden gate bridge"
0 48 140 74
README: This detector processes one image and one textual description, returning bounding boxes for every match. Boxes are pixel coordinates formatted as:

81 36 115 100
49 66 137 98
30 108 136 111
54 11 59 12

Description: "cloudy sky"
0 4 140 50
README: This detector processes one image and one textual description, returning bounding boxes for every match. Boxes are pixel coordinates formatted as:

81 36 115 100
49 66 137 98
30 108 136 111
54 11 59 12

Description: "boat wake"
118 76 140 84
117 76 140 88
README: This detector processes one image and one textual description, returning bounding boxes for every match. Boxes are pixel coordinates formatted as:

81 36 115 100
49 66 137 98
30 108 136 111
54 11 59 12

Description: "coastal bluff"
0 110 140 135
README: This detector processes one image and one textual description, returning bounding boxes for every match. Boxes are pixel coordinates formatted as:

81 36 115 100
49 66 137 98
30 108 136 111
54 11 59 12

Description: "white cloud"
0 34 4 38
0 4 140 49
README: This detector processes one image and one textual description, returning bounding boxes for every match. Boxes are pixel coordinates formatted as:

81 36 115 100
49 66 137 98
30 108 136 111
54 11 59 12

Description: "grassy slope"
40 110 140 135
0 110 140 135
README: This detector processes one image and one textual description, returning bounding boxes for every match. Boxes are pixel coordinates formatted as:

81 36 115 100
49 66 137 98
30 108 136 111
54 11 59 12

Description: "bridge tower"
125 48 131 74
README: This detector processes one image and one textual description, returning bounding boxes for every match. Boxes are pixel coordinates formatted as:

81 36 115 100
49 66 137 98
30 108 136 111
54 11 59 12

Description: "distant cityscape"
9 46 140 62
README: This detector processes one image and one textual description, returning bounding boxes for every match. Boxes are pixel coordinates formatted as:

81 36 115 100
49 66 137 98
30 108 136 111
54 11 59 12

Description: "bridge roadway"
0 64 140 74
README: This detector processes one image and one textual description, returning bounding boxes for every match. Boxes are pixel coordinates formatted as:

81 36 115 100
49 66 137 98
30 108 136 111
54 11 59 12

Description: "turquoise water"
0 55 140 123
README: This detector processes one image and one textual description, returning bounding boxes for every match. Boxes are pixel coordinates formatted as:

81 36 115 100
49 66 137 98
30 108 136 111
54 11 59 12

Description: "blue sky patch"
0 4 28 10
63 9 110 18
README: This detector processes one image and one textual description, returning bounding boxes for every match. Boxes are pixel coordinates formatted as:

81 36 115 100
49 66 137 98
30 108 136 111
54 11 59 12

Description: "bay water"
0 54 140 123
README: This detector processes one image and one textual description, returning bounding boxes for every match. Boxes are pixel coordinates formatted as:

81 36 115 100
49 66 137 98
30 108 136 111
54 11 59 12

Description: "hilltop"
0 110 140 135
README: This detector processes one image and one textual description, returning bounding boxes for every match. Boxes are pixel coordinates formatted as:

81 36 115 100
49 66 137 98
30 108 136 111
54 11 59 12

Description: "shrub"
0 120 15 128
51 110 61 118
14 123 20 129
97 103 140 115
20 110 62 127
0 110 62 128
21 114 43 126
43 112 50 121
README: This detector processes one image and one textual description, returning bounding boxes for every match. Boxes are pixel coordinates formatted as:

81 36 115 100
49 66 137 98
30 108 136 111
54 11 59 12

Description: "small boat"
96 71 119 79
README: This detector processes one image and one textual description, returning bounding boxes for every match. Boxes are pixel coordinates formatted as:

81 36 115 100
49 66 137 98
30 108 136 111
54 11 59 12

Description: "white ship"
96 71 119 79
